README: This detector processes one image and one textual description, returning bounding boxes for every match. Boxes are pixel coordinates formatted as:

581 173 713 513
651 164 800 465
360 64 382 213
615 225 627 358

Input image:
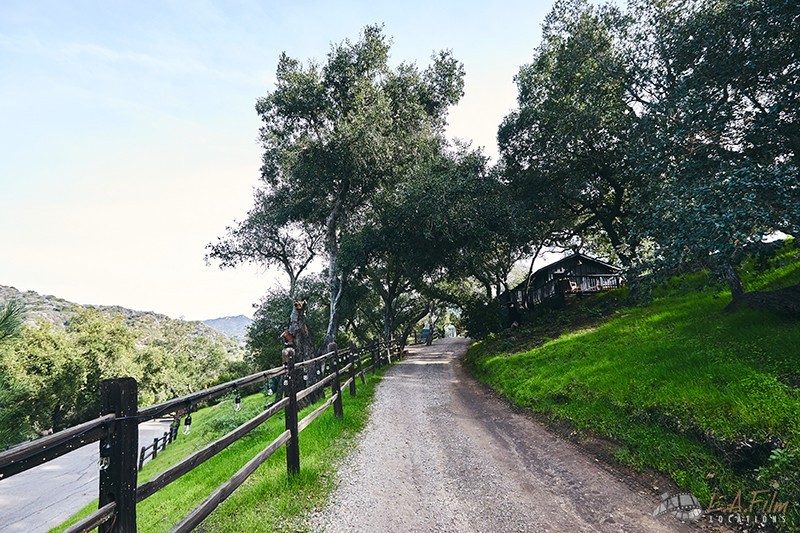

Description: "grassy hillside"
466 240 800 527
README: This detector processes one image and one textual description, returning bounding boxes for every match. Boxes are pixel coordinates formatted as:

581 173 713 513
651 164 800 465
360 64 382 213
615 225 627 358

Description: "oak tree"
247 25 464 348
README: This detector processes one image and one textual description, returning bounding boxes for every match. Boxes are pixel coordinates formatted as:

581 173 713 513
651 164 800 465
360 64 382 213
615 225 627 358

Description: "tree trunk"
287 302 315 362
322 200 344 350
599 217 633 268
382 281 399 343
382 300 393 343
286 301 320 404
725 261 746 301
725 283 800 316
323 264 341 349
399 306 429 350
288 273 298 301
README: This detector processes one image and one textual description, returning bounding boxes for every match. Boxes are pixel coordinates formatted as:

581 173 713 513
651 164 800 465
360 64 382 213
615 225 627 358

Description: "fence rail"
63 502 117 533
0 338 402 532
0 413 115 479
137 367 287 423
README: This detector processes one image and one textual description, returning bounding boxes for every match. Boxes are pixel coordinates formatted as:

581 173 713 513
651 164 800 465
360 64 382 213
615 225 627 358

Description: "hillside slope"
466 240 800 528
0 284 239 352
203 315 252 342
0 284 247 447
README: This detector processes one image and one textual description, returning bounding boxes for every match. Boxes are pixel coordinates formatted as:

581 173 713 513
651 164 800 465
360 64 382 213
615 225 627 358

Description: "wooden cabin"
512 253 624 308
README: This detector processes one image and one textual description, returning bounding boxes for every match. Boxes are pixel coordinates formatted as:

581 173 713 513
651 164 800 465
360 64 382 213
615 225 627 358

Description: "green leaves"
219 25 467 345
627 0 800 292
0 309 239 446
500 0 639 266
0 299 24 344
500 0 798 297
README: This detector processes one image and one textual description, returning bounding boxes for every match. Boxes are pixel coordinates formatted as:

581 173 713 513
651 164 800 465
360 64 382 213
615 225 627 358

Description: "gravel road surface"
314 337 694 532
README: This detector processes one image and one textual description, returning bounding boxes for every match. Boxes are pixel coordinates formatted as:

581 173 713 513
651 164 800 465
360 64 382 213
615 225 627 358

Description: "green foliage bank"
465 241 800 527
0 304 243 448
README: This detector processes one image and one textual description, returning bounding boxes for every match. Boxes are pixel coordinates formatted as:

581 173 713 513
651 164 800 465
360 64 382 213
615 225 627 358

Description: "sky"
0 0 556 320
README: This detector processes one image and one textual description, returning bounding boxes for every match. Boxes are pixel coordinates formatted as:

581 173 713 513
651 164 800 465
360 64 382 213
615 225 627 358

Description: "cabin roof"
538 252 621 274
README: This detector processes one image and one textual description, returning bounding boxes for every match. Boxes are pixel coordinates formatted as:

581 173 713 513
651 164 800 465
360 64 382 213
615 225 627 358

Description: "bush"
756 448 800 528
461 297 506 338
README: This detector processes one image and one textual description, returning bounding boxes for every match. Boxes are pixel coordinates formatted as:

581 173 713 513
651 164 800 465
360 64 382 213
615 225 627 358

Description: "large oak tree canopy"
216 25 465 350
213 2 799 353
499 0 798 307
627 0 800 298
498 0 640 267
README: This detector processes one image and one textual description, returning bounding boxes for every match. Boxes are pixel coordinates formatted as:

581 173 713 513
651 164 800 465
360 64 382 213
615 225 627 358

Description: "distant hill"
203 315 253 343
0 284 241 355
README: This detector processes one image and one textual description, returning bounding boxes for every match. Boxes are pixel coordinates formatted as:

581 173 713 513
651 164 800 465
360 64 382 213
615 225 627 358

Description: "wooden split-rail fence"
138 422 179 472
0 338 402 532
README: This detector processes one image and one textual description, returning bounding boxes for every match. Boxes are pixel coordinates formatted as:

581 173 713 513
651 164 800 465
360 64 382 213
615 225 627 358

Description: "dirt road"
314 338 693 532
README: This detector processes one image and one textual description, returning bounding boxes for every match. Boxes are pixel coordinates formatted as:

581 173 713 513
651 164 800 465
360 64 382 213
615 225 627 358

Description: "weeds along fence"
0 338 402 532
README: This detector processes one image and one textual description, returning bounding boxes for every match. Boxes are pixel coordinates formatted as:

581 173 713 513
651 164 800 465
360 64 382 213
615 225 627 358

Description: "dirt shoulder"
313 338 708 532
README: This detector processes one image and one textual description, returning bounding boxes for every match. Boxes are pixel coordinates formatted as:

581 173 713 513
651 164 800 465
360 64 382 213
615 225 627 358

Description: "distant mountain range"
202 315 253 343
0 284 243 350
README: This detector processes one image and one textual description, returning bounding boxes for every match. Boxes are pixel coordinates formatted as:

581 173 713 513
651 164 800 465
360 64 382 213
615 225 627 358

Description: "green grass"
54 371 384 532
466 240 800 526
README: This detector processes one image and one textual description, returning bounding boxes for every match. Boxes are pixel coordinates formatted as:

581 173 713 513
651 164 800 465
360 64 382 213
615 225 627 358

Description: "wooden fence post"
283 347 300 475
138 447 146 472
347 343 357 397
99 377 138 533
371 346 377 375
329 343 343 419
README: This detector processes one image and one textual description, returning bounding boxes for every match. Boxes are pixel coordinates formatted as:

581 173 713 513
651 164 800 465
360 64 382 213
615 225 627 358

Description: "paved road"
315 338 695 532
0 419 172 532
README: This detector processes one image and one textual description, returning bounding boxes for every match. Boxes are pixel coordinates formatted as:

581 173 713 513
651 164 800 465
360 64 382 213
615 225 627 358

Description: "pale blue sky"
1 0 555 320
